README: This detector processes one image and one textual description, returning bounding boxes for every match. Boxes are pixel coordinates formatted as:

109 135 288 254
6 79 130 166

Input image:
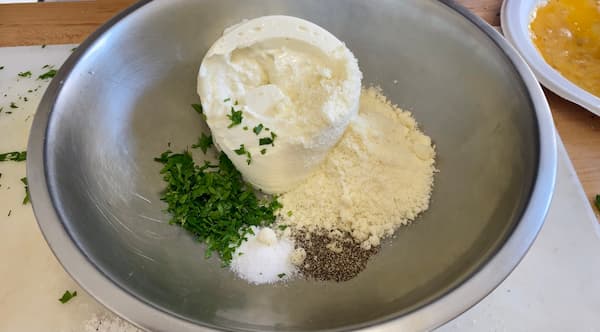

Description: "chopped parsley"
243 126 248 131
191 103 203 114
38 69 57 80
58 290 77 304
0 66 4 70
227 107 243 128
23 97 28 102
42 64 50 69
253 123 264 135
18 71 31 78
234 100 239 105
0 151 26 162
41 44 46 48
9 102 17 109
234 144 247 155
277 273 286 278
259 132 277 146
287 210 293 217
223 97 231 102
191 133 213 153
278 224 288 230
233 146 252 164
21 177 29 204
260 148 267 155
259 137 273 146
71 47 77 52
155 151 282 264
595 194 600 212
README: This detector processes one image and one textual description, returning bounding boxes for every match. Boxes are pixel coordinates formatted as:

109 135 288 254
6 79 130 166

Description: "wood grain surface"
0 0 598 216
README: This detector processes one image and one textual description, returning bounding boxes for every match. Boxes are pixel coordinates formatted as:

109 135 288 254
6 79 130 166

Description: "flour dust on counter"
82 314 141 332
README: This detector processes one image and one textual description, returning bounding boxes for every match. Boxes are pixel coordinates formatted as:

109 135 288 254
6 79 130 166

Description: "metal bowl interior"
28 0 556 331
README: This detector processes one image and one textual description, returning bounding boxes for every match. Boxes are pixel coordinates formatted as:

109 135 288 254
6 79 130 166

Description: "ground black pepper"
295 231 378 282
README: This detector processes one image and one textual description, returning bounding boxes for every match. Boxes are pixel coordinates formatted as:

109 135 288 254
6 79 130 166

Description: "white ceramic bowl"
501 0 600 115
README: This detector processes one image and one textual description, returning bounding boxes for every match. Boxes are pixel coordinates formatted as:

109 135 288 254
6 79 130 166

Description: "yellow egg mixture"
530 0 600 97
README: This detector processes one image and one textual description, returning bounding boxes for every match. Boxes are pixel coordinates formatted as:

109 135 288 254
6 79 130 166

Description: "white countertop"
0 45 599 332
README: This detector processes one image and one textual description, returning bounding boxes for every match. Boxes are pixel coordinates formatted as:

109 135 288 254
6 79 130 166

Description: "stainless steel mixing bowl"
27 0 557 331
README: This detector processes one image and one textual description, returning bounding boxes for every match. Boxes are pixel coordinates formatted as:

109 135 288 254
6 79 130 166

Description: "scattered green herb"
278 224 288 230
191 133 213 153
23 97 28 102
595 194 600 212
192 133 213 153
287 210 293 217
27 89 32 93
243 126 248 131
38 69 57 80
227 107 243 128
234 144 246 155
259 137 273 146
18 71 31 78
41 44 46 48
58 290 77 304
71 47 77 52
21 177 29 204
0 151 26 162
191 103 203 114
253 123 264 135
0 66 4 70
223 97 231 102
246 151 252 165
42 64 50 69
7 210 11 217
260 148 267 155
234 100 239 105
154 151 282 264
277 273 286 278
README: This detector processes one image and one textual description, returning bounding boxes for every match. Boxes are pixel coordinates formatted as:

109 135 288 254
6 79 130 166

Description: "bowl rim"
501 0 600 115
27 1 557 331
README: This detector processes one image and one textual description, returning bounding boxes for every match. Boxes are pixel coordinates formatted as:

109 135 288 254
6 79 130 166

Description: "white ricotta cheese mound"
198 15 362 193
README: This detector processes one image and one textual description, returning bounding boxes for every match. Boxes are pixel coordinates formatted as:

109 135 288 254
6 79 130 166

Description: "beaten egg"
530 0 600 97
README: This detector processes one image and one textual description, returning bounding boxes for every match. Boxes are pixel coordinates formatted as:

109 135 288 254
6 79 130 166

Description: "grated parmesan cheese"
279 87 436 249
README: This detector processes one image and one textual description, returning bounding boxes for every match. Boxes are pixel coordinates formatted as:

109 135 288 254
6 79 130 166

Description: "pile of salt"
230 227 297 284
